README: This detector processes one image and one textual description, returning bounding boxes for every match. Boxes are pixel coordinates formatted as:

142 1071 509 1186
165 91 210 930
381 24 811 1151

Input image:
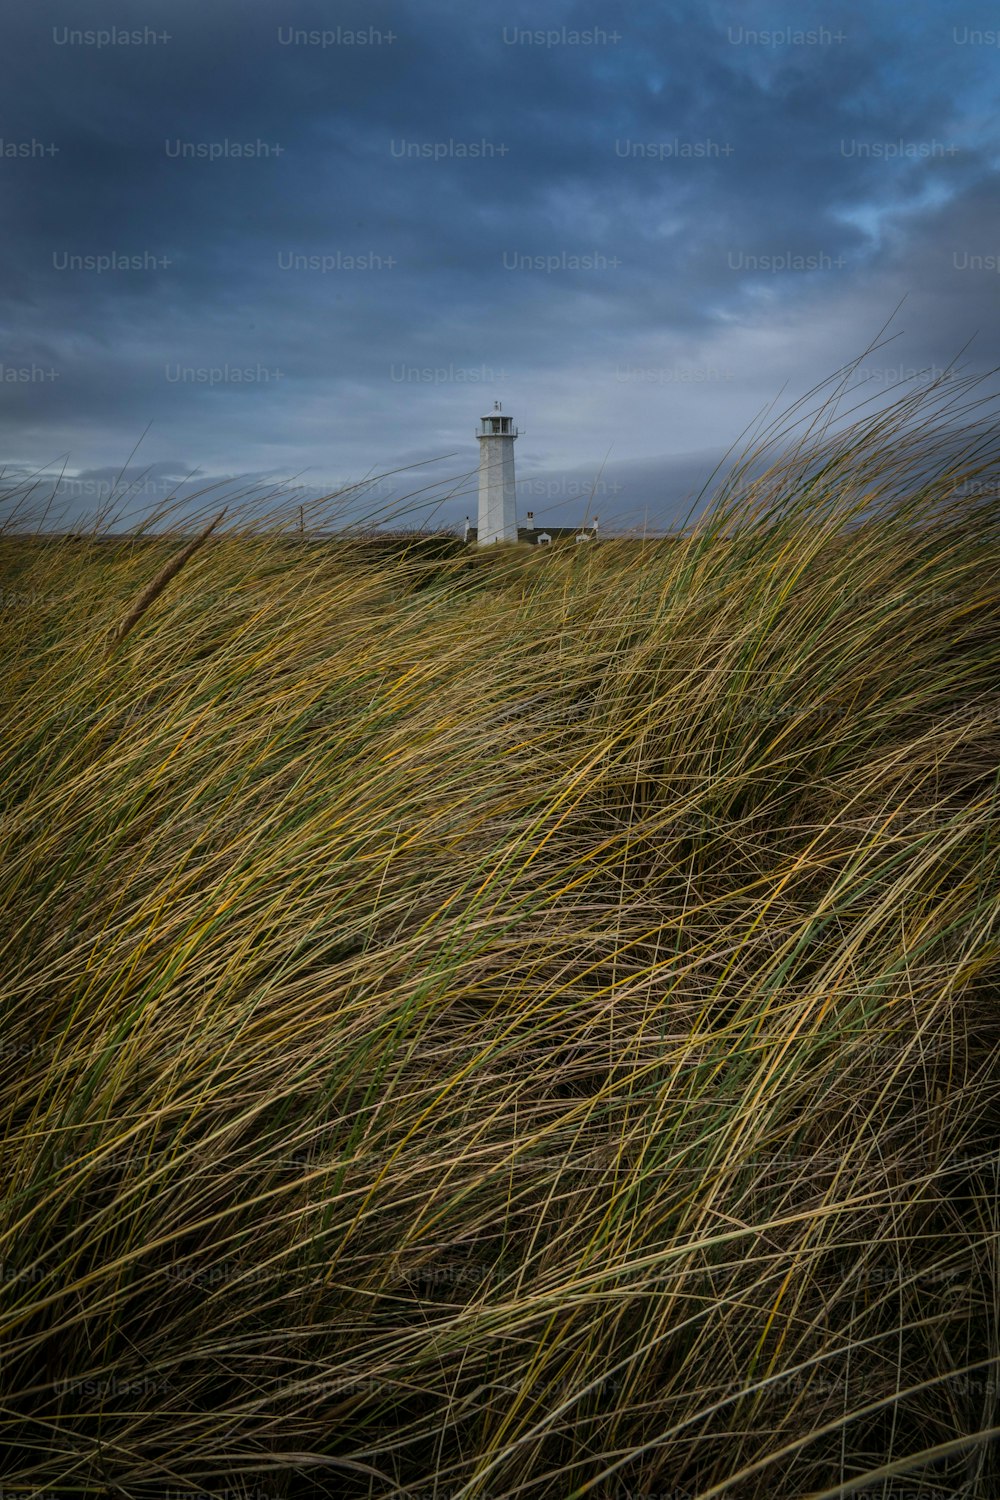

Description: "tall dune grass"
1 375 999 1499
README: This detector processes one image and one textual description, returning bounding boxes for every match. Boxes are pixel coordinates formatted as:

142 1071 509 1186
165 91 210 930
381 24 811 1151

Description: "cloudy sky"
2 0 999 531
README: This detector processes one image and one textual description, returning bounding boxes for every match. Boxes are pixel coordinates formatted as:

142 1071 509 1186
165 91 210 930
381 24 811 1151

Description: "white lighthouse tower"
476 401 518 545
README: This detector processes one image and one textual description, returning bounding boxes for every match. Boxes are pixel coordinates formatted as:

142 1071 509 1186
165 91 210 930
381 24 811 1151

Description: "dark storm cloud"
1 0 998 528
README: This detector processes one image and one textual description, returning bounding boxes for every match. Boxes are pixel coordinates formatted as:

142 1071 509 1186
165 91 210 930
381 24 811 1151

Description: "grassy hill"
1 379 998 1498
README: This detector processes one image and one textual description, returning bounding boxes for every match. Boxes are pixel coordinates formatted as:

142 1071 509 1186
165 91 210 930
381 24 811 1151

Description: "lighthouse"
476 401 518 545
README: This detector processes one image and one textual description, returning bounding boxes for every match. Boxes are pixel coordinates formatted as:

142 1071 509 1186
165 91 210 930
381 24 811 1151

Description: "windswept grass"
1 374 999 1499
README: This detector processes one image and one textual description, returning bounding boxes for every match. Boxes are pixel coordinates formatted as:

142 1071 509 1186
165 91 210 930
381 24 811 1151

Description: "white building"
475 401 519 545
464 402 602 546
